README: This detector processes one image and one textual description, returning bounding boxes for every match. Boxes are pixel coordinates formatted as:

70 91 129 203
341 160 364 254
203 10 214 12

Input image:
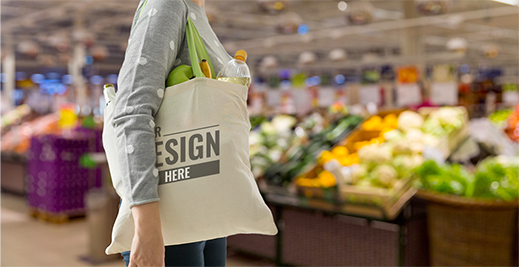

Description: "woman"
112 0 232 266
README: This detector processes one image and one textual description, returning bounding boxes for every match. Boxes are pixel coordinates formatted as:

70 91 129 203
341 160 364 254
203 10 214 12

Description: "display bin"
293 107 470 219
280 207 399 266
294 183 417 220
228 190 430 266
417 190 518 266
26 134 101 219
1 152 27 195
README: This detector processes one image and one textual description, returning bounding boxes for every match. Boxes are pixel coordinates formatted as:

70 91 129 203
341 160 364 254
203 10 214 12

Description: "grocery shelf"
228 189 429 266
1 152 27 195
1 151 27 164
263 188 415 221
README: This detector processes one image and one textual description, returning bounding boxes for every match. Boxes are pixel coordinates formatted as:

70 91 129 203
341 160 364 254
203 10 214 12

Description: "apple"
166 65 194 87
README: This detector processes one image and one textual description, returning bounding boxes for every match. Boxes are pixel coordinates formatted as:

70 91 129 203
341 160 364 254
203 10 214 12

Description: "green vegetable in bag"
167 65 194 87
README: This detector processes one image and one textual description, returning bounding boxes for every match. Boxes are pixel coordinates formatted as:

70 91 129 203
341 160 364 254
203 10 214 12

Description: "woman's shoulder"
138 0 189 18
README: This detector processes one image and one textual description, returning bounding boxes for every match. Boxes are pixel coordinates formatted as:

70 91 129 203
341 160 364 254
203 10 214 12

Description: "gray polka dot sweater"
113 0 232 208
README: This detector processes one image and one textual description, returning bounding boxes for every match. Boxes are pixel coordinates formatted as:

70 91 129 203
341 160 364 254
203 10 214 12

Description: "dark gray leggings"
121 237 227 267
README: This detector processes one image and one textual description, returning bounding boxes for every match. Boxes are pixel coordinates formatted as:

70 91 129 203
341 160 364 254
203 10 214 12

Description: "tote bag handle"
136 1 215 79
186 17 216 79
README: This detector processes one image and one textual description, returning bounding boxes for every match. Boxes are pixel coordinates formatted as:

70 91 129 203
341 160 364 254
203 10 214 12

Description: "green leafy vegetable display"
415 157 519 200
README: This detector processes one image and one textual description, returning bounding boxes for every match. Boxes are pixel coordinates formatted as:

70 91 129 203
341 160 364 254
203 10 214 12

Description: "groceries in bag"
217 50 251 88
166 58 212 87
166 65 194 87
200 59 212 78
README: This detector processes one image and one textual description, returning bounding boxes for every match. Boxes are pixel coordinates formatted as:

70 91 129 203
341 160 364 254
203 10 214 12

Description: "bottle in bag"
216 50 251 88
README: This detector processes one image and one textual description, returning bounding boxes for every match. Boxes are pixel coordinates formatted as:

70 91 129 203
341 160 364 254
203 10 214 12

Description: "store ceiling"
1 0 518 75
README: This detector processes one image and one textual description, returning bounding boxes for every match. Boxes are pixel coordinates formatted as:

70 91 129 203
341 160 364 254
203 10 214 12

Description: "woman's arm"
129 202 164 267
113 0 188 266
113 0 186 209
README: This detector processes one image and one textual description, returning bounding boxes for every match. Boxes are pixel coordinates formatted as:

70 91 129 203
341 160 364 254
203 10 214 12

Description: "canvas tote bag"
103 17 278 255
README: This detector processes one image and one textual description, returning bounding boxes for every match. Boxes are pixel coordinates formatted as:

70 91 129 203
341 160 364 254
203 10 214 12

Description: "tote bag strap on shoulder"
186 17 216 79
137 0 215 79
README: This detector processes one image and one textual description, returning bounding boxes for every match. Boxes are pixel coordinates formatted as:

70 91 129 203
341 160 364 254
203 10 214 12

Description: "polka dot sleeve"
112 0 188 208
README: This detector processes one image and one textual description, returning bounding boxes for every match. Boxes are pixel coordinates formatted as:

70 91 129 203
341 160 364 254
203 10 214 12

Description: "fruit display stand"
294 159 416 220
227 185 429 266
1 113 60 194
26 129 104 223
414 157 519 266
416 190 518 266
293 107 470 216
229 107 471 266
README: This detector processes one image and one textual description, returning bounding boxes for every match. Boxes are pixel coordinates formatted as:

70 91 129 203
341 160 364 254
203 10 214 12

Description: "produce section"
2 0 519 265
251 108 363 186
252 107 463 218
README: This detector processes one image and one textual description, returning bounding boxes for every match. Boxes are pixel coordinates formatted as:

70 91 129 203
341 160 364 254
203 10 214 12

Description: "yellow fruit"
353 141 369 151
383 114 397 122
382 114 397 128
350 153 360 164
318 171 337 188
318 171 335 181
362 121 373 130
381 127 394 134
318 150 335 166
321 179 336 188
370 136 385 145
371 116 383 124
296 178 307 186
332 146 349 156
339 157 351 166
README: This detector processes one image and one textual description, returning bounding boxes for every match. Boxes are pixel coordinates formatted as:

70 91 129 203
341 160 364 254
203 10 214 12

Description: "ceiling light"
446 37 467 52
298 24 309 35
338 1 348 11
299 51 317 65
492 0 518 6
329 49 347 62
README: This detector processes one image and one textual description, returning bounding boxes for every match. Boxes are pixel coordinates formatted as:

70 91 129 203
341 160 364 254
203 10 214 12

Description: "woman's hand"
129 202 165 267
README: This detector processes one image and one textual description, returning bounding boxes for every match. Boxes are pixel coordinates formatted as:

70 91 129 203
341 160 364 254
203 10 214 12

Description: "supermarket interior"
1 0 519 266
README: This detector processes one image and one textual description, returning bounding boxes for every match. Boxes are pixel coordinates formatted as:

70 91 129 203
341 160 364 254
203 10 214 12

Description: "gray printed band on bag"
155 125 221 185
159 160 220 185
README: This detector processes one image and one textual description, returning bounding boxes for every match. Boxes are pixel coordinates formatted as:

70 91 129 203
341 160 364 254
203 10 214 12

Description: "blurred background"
1 0 518 266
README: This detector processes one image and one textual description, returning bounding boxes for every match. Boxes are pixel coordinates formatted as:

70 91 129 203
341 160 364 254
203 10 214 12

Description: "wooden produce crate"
340 129 381 153
294 178 416 220
376 108 406 118
295 165 417 219
337 175 416 220
294 164 337 201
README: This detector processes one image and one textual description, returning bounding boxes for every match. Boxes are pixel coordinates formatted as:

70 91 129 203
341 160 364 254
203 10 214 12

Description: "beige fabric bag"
103 18 277 255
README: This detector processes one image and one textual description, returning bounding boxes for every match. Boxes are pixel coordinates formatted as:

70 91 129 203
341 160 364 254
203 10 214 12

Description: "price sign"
359 85 381 105
266 90 281 107
431 82 458 105
291 89 312 115
318 87 336 107
503 91 519 105
396 83 421 107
